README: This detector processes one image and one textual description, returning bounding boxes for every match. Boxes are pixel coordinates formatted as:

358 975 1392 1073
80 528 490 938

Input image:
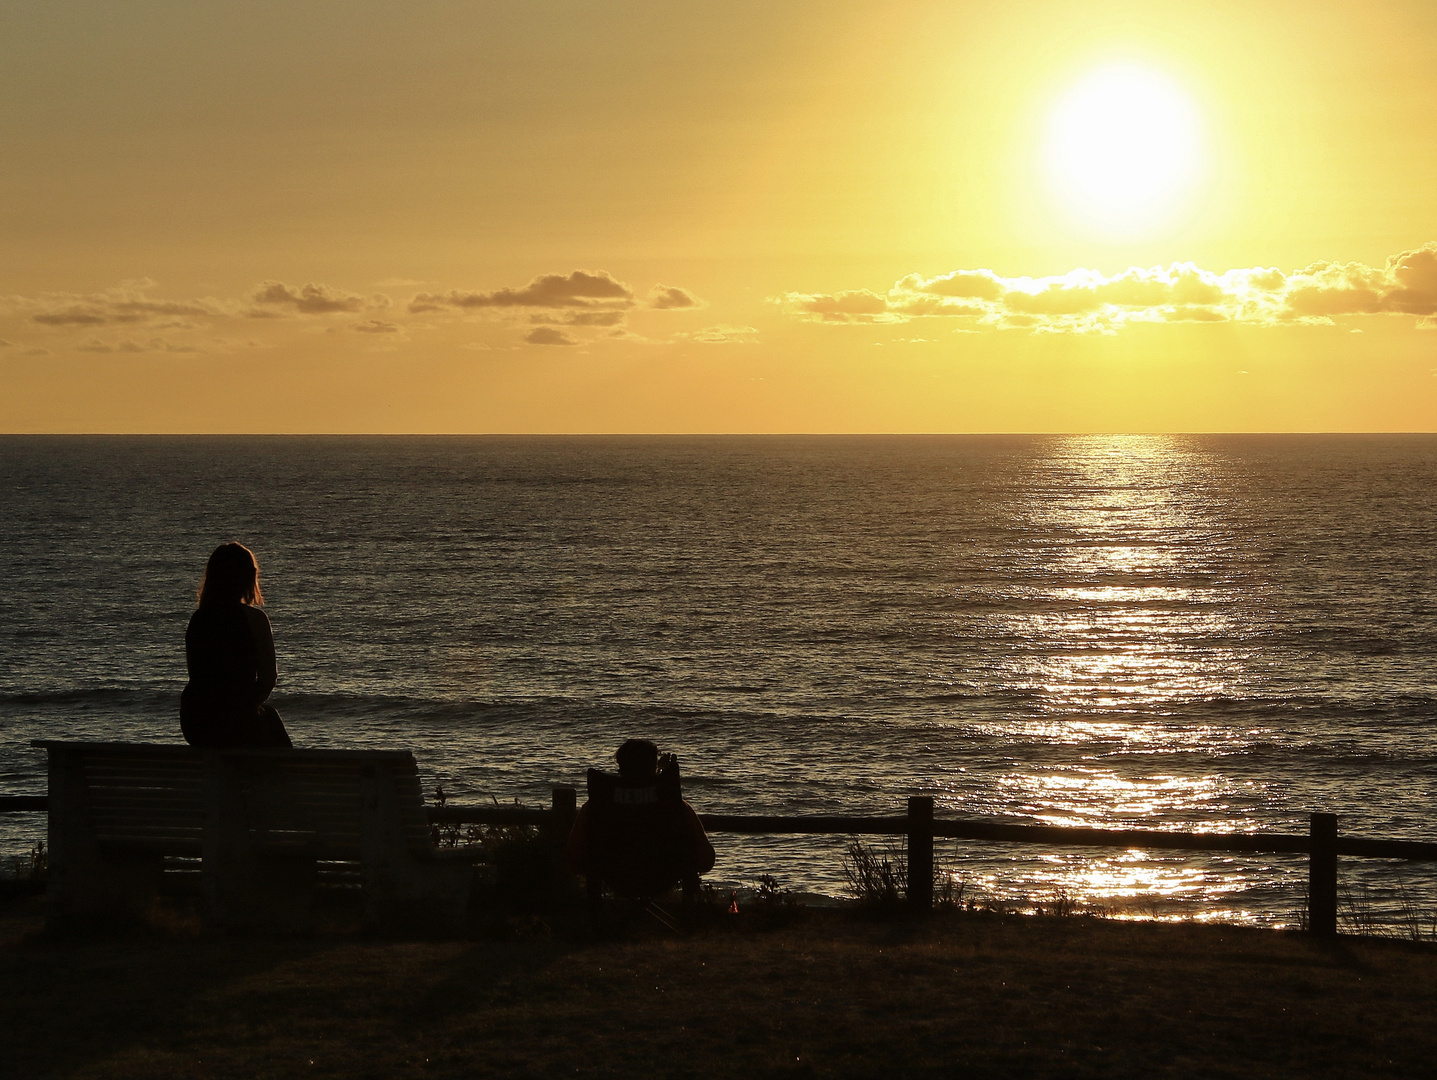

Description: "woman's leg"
180 713 222 748
180 687 222 747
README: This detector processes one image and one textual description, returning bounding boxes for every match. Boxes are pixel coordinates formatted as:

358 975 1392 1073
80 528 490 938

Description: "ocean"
2 434 1435 925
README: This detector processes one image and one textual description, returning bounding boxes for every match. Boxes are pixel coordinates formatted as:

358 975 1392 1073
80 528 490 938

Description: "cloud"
20 288 224 327
412 270 634 313
674 324 760 344
252 281 387 314
524 326 578 346
648 285 703 310
772 243 1437 333
895 269 1006 301
6 273 707 353
77 338 143 353
895 264 1261 331
34 308 112 326
772 289 898 323
203 337 272 352
74 336 202 354
530 310 627 327
6 279 388 332
1163 305 1229 323
1281 246 1437 317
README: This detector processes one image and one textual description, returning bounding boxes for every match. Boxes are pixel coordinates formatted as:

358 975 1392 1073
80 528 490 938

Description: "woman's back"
180 542 290 749
185 604 257 702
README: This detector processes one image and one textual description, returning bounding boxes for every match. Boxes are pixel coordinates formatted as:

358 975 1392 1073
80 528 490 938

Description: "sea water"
2 434 1435 925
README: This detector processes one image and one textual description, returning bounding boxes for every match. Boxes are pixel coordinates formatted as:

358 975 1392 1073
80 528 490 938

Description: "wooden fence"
434 789 1437 937
9 790 1437 937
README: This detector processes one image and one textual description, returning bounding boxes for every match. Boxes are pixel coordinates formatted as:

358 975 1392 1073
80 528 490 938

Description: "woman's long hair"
197 542 264 608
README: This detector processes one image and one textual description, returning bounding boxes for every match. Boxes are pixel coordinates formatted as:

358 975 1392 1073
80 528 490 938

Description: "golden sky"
3 0 1436 432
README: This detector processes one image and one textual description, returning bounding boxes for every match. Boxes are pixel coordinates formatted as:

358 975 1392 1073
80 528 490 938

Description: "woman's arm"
244 606 278 703
184 613 199 680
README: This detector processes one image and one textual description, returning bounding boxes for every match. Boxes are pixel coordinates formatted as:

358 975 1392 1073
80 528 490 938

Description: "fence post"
907 795 934 914
1309 812 1338 938
551 786 577 888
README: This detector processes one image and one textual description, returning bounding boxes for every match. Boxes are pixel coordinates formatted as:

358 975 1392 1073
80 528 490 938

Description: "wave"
0 687 179 709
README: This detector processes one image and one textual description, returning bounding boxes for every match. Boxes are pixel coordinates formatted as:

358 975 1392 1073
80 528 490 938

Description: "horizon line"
3 430 1436 438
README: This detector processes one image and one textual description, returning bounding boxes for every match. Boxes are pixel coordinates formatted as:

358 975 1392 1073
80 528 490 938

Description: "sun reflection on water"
945 848 1305 927
940 435 1289 917
1009 436 1256 707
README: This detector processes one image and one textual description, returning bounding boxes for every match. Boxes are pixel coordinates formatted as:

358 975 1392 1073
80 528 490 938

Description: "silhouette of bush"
430 788 555 913
0 841 47 901
749 873 805 928
843 840 907 910
1340 875 1437 942
933 870 972 912
1031 890 1077 918
843 840 977 915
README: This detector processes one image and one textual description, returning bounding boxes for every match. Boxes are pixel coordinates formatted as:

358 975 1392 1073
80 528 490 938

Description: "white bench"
34 740 474 933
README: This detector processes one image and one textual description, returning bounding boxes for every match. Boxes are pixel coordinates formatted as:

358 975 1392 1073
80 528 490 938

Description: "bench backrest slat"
39 741 437 862
80 752 206 853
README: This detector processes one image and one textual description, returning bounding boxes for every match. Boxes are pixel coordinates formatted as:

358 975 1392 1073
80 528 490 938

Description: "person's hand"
658 752 678 774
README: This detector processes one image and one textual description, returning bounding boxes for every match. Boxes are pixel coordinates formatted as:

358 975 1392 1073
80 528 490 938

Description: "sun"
1042 64 1205 240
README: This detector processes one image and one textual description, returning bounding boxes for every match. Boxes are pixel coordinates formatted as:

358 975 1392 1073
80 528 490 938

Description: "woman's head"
197 542 263 607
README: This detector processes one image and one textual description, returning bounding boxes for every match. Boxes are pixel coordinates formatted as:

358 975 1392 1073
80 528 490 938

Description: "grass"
842 840 906 910
4 889 1437 1079
1340 876 1437 944
7 830 1436 1076
843 839 1086 919
0 841 47 903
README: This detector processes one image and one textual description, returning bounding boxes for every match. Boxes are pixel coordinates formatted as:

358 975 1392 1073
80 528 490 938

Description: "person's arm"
244 606 278 704
566 803 591 874
682 801 716 874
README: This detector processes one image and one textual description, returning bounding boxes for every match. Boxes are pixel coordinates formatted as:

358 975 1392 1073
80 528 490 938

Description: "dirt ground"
2 897 1435 1079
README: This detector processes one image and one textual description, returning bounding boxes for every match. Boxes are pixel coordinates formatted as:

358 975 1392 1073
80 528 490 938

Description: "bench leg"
360 763 471 933
46 748 166 929
204 757 317 934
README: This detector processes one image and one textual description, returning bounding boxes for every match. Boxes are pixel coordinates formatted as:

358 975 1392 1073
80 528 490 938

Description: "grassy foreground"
2 897 1436 1079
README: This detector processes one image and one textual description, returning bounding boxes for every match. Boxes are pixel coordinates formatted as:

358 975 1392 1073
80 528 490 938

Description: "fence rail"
430 804 550 828
8 789 1437 936
0 796 47 813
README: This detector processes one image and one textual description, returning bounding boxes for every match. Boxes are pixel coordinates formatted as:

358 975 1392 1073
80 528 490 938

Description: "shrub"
430 788 554 913
933 870 971 912
843 841 986 916
843 840 907 910
749 873 804 928
1031 890 1077 918
1339 875 1437 942
0 841 48 901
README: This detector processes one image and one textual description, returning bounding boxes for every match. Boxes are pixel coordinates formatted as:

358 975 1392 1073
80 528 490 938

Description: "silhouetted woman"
180 542 292 748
